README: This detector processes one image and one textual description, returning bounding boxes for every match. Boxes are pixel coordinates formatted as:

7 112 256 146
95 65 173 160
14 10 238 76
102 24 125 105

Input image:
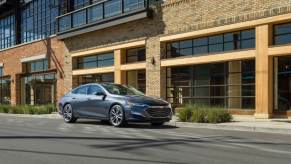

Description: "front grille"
146 107 172 118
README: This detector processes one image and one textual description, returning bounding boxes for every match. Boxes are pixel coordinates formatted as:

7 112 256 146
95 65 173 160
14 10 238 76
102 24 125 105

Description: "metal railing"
57 0 149 33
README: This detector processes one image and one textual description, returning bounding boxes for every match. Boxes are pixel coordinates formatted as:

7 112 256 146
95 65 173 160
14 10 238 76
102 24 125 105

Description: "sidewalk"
0 112 61 119
170 115 291 134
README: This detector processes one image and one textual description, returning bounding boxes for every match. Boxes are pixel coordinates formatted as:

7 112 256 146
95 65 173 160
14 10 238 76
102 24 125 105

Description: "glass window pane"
179 48 193 56
124 0 144 12
241 39 255 49
209 35 223 44
193 46 208 55
241 29 255 39
224 32 240 42
126 47 146 63
194 37 208 46
274 34 291 45
274 23 291 35
88 5 103 23
180 40 192 48
209 44 223 53
73 10 86 27
105 0 122 18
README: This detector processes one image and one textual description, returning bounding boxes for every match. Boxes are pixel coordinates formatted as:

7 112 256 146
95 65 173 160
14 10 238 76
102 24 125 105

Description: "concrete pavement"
170 115 291 134
0 115 291 164
2 113 291 134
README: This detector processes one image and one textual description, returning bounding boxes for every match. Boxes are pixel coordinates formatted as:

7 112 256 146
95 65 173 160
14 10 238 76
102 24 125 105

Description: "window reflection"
76 52 114 69
274 22 291 45
275 56 291 111
166 60 256 109
21 0 59 43
166 29 256 58
0 15 16 49
126 47 146 63
73 73 114 88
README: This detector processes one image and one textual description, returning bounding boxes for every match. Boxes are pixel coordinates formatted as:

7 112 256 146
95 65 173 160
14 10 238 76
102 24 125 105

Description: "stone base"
254 113 273 119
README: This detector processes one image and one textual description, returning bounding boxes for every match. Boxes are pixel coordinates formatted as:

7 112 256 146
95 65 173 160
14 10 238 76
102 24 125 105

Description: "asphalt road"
0 115 291 164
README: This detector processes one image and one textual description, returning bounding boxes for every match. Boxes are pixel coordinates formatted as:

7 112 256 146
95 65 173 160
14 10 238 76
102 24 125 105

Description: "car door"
70 86 90 117
86 85 109 118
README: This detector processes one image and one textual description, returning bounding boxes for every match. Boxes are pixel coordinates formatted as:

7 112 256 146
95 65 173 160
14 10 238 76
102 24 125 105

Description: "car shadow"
75 119 179 129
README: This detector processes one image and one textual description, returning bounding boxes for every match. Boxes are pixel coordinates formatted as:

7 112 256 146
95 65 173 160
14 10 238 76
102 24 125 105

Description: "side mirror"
95 92 107 100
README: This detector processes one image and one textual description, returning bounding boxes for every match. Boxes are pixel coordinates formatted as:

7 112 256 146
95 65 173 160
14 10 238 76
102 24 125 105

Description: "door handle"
72 97 76 100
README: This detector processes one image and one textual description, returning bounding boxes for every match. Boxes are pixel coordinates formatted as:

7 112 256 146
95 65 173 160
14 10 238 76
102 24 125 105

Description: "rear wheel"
63 104 77 123
151 122 165 126
109 105 126 127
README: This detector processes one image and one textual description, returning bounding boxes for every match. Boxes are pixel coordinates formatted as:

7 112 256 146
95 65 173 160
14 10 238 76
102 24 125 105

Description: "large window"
126 47 146 63
274 56 291 111
25 59 49 73
274 22 291 45
21 0 59 43
0 76 11 104
0 14 16 50
166 60 255 109
73 73 114 88
126 70 146 93
165 29 255 58
21 73 56 105
75 52 114 69
58 0 147 32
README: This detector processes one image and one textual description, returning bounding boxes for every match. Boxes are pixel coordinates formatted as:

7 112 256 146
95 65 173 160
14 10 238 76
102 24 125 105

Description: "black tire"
151 122 165 126
109 105 126 127
63 104 77 123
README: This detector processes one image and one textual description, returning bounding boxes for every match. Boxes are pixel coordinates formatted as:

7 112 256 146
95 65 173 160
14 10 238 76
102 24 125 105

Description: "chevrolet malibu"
59 83 173 127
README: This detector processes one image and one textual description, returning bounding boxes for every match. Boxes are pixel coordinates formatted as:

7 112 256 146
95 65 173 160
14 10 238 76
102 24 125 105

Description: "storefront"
166 60 255 109
274 56 291 111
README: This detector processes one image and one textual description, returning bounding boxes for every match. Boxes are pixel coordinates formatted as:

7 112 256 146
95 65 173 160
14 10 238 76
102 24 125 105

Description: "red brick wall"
0 37 66 105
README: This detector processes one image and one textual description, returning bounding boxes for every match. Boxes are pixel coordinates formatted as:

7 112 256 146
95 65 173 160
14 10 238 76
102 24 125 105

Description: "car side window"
88 85 103 95
72 86 88 95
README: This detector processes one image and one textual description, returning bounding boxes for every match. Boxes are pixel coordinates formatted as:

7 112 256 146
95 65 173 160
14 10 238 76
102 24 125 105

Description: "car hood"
125 95 169 106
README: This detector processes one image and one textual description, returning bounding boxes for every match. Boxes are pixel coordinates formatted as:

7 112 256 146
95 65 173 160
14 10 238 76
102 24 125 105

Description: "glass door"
274 56 291 111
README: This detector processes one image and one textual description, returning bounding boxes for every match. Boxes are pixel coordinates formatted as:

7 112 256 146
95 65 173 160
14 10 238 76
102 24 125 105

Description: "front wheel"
63 104 77 123
109 105 126 127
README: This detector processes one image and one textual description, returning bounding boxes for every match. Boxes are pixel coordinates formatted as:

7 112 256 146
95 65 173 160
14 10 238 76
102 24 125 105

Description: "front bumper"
124 105 173 123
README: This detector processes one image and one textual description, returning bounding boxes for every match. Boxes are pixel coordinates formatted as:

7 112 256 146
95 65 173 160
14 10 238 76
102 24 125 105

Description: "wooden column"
255 25 273 118
114 49 126 84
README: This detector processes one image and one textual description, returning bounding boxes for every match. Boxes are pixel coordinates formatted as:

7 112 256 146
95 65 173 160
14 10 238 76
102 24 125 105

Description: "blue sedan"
59 83 173 127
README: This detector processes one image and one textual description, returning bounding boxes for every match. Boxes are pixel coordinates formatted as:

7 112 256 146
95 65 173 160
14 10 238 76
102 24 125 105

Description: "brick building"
1 0 291 118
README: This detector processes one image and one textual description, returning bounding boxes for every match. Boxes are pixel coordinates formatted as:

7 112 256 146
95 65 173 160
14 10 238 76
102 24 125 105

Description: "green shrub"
0 104 57 115
191 108 207 123
177 104 232 123
177 104 193 122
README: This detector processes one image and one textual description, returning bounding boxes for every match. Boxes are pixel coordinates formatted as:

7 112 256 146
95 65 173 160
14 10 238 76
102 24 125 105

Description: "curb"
0 113 62 119
169 121 291 135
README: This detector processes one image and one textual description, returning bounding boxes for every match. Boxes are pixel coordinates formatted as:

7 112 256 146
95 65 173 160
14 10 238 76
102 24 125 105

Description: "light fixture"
151 57 156 65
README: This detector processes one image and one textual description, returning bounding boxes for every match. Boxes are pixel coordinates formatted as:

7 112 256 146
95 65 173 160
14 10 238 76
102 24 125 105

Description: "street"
0 115 291 164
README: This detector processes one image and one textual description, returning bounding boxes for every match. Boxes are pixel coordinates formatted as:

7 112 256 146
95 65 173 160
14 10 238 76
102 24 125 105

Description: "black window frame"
165 29 256 59
76 52 114 69
73 73 114 88
125 47 146 64
273 22 291 45
166 60 256 109
26 59 49 73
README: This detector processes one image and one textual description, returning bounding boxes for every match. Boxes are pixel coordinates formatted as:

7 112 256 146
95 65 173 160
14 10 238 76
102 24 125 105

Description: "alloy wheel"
63 104 73 122
109 105 124 127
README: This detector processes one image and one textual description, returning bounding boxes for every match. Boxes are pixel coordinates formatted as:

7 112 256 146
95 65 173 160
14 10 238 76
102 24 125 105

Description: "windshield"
101 84 144 96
